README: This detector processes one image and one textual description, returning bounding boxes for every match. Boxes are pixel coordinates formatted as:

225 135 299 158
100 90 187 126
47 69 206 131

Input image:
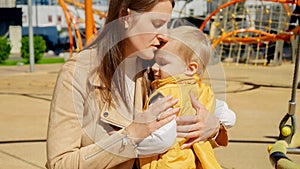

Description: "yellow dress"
139 74 222 169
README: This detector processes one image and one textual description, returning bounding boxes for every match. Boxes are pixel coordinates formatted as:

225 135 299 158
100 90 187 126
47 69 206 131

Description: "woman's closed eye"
156 59 167 66
152 19 167 29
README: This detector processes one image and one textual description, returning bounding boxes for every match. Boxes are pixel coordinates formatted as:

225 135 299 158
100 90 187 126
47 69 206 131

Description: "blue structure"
22 26 70 55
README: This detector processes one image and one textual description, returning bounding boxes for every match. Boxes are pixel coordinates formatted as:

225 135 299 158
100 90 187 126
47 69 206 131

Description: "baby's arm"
137 92 177 156
214 99 236 129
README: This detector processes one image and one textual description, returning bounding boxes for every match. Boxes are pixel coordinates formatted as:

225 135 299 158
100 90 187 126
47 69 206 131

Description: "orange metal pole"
85 0 93 43
58 0 74 57
64 0 106 19
69 14 83 50
211 29 294 48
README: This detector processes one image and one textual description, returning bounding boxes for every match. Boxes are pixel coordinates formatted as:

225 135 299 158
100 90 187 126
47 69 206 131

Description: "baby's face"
152 46 187 80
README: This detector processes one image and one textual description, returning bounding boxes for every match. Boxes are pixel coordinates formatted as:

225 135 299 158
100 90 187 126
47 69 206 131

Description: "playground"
1 0 300 168
0 61 299 169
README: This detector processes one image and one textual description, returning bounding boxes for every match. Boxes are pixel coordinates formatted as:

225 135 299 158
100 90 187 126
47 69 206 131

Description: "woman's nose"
157 34 168 46
156 26 169 46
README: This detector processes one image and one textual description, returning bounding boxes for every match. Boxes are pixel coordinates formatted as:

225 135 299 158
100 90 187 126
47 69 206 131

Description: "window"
34 0 49 5
16 0 27 5
189 9 194 16
57 16 62 23
48 15 52 23
22 15 27 23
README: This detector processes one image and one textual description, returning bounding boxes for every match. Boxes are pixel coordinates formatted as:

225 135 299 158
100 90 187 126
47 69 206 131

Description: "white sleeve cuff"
215 99 236 128
136 118 176 156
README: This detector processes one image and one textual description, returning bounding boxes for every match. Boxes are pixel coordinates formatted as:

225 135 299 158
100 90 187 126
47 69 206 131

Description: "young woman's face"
125 0 173 60
152 43 187 80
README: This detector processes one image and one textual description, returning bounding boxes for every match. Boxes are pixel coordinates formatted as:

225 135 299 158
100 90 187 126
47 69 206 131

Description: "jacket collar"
93 58 148 128
151 74 202 90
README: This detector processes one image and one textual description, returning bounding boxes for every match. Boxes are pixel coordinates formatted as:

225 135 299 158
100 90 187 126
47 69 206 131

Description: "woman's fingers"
157 107 179 121
190 93 202 110
128 95 179 141
181 138 199 149
177 122 201 133
149 95 171 108
176 115 198 125
176 93 220 142
177 129 201 139
149 95 178 117
190 93 208 116
156 108 179 127
136 95 177 123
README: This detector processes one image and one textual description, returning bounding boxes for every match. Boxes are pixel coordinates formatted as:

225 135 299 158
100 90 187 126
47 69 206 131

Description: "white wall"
18 4 107 30
0 0 16 7
172 0 207 18
9 26 22 54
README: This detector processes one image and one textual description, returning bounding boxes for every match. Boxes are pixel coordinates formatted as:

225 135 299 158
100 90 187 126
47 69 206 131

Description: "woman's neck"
123 56 138 81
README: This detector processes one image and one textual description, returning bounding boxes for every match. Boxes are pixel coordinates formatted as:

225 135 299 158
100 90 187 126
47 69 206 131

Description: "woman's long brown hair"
88 0 174 107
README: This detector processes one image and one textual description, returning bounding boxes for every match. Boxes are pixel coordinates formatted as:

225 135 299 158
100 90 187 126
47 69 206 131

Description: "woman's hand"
126 95 179 143
176 93 220 149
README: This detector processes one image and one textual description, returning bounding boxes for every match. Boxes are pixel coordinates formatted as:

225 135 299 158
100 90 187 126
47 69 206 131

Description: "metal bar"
28 0 35 72
290 32 300 103
287 148 300 154
85 0 93 42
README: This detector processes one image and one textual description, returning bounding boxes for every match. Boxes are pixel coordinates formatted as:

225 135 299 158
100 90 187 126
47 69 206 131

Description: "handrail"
269 140 300 169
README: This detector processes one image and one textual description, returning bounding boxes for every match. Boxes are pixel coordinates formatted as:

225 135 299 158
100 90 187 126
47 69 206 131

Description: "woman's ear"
119 8 131 29
184 62 198 76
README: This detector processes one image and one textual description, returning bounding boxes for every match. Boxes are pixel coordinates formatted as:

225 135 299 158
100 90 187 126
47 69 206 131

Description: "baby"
138 26 232 169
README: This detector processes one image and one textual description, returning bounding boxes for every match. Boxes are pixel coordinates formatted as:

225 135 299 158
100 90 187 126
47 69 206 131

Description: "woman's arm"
46 61 139 168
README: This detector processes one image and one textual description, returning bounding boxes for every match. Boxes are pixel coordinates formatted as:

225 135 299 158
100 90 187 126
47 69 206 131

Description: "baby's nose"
152 64 159 72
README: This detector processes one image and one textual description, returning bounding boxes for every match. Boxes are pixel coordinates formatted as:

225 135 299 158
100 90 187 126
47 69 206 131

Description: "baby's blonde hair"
168 26 213 76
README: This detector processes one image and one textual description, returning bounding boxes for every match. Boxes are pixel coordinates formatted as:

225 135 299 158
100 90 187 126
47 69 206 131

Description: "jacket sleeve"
46 60 137 169
209 123 228 148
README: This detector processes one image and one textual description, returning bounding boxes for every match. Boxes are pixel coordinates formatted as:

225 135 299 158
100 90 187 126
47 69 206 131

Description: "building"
0 0 22 36
0 0 16 7
16 0 108 30
169 0 208 30
16 0 57 5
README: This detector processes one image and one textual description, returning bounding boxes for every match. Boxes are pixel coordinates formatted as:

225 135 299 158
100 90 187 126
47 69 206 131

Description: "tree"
21 36 47 63
0 36 11 63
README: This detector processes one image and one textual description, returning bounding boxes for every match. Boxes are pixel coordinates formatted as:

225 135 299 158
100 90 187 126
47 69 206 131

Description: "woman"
46 0 229 168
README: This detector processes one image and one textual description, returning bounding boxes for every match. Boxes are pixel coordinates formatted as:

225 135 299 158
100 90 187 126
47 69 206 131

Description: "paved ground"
0 61 299 169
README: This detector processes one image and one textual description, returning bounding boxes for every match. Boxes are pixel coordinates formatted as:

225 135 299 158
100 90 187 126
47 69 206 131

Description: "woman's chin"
136 49 155 60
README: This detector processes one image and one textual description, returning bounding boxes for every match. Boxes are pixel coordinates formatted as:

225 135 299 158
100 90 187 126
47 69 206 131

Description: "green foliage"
21 36 47 63
0 58 65 66
0 36 11 63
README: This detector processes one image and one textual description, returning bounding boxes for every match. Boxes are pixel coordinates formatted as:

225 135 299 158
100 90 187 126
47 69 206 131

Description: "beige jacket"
46 48 148 169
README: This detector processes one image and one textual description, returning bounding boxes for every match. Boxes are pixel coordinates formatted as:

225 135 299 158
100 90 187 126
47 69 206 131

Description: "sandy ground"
0 62 300 169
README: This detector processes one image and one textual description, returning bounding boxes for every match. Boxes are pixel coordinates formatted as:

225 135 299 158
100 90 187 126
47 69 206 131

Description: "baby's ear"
184 62 198 76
